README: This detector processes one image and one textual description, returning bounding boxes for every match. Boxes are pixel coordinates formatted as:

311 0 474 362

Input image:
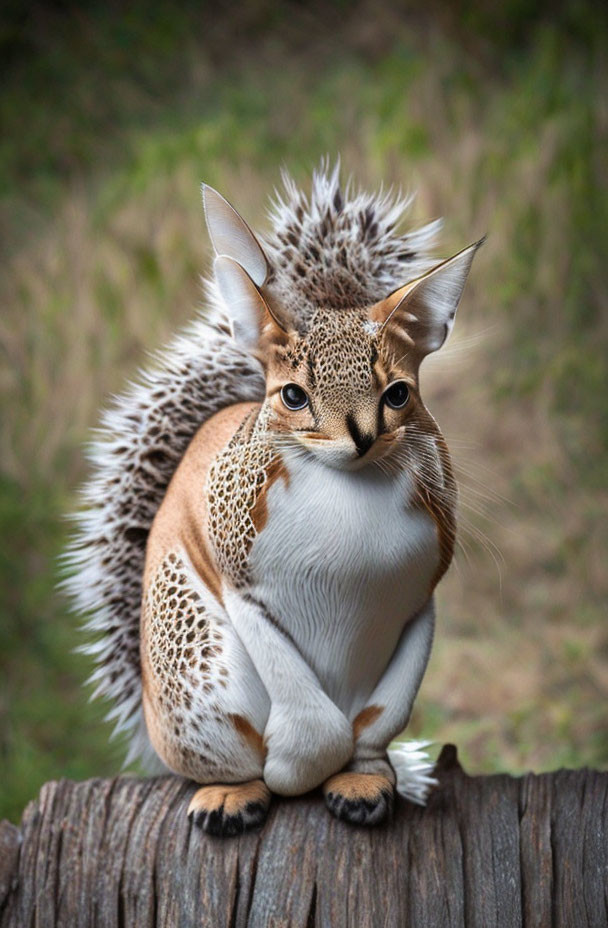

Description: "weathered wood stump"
0 746 606 927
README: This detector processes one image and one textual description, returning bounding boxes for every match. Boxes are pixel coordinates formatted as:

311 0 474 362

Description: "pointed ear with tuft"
214 255 289 350
203 184 270 287
370 238 484 358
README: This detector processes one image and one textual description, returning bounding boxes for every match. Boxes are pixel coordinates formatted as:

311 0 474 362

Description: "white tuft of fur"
63 161 443 768
388 740 438 805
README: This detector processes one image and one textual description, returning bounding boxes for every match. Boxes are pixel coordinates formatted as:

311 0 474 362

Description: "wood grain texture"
1 746 607 928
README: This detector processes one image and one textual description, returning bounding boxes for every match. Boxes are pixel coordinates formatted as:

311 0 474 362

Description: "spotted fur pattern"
206 407 277 587
304 307 377 408
141 550 265 782
63 162 442 768
143 552 228 705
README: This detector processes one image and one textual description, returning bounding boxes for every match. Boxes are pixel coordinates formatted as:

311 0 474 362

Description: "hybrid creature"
66 165 481 836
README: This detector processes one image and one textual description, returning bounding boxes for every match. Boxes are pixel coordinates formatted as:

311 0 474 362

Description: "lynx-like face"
264 306 420 471
205 183 481 473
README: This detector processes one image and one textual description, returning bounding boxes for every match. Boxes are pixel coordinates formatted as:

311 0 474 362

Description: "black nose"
346 414 374 457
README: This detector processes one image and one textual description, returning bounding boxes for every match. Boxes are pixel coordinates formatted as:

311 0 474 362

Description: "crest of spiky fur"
262 163 441 319
62 162 441 773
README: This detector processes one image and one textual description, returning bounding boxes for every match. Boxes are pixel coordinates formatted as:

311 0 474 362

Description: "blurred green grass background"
1 0 607 823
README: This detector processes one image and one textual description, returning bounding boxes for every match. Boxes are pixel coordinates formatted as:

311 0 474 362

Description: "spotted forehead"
283 307 380 402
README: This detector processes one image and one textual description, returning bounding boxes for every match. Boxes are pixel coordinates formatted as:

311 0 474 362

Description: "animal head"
203 183 482 471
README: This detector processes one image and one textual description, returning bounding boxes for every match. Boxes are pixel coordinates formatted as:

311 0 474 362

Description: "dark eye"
383 381 410 410
280 383 309 411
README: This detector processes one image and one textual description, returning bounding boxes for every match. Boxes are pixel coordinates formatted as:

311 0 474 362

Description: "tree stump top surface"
1 746 607 928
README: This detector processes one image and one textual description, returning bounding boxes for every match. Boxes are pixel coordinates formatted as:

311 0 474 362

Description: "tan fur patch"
229 713 266 760
249 456 290 533
297 432 332 442
352 704 384 740
412 426 456 591
181 511 224 606
187 779 270 818
323 772 392 803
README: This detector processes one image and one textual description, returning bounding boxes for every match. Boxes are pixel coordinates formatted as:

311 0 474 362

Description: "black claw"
188 809 205 829
244 801 268 827
325 788 394 827
203 807 225 835
221 813 245 838
189 800 269 837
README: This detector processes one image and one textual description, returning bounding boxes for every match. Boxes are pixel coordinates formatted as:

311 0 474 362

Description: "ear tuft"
202 184 269 287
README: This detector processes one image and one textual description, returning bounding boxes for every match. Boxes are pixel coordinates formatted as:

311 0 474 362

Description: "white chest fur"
248 453 439 717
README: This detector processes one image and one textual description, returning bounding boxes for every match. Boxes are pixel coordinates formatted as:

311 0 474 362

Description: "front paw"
323 772 394 826
263 699 353 795
188 780 271 837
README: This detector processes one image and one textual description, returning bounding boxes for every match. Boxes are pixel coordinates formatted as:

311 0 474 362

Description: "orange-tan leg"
187 779 271 837
323 771 394 826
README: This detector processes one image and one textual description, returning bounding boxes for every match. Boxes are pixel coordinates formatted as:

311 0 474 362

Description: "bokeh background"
1 0 607 823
